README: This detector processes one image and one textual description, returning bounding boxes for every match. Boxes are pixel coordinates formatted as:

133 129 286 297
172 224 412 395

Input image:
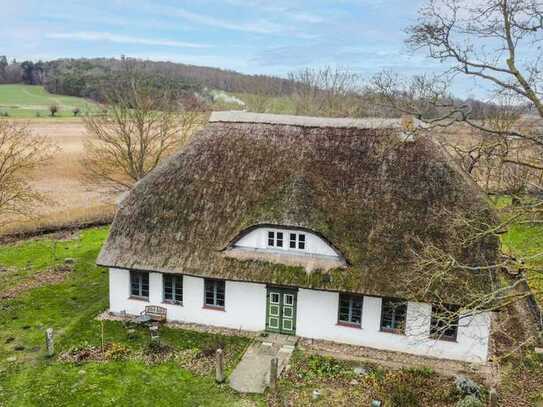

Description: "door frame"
265 286 297 335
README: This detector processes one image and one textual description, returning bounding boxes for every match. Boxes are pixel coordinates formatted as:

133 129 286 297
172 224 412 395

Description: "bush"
49 104 59 117
456 395 483 407
104 342 130 360
455 375 481 399
390 383 420 407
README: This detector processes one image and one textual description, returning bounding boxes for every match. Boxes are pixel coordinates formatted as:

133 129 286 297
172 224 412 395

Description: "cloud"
166 8 282 34
46 31 210 48
223 0 324 24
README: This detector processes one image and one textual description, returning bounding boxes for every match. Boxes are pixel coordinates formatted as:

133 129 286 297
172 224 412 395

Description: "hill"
0 84 98 118
0 57 295 103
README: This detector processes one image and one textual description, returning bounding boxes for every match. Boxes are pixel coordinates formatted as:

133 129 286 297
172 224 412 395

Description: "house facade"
99 112 499 364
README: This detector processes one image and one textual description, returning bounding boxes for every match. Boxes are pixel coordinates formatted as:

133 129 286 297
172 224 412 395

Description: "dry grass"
0 120 117 236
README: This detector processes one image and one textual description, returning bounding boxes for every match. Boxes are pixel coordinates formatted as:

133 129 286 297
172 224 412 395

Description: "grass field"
0 85 98 118
0 227 261 406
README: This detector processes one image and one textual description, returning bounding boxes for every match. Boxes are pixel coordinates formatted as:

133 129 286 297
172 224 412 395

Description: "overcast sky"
2 0 486 97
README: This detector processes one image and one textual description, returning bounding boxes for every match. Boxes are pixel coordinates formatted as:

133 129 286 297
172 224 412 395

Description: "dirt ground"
2 120 116 235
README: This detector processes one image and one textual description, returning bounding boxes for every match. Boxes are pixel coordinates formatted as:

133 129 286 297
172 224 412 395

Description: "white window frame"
267 230 284 248
267 229 307 252
289 232 306 251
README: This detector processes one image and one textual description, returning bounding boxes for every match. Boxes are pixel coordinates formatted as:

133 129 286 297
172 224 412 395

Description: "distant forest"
0 56 526 119
0 56 295 102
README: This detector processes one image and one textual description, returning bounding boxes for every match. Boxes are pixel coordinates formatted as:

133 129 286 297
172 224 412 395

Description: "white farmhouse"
98 112 499 363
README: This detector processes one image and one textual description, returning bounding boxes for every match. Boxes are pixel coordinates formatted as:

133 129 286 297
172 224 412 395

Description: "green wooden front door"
266 287 297 335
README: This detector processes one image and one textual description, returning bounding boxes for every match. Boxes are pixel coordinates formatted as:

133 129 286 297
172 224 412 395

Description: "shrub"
49 104 59 117
390 383 420 407
455 375 481 399
104 342 130 360
456 395 483 407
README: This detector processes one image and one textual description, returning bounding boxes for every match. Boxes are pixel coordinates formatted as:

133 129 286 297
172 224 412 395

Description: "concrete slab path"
229 334 297 394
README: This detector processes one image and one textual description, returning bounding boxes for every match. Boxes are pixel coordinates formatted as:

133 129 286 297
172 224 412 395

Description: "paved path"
229 334 297 394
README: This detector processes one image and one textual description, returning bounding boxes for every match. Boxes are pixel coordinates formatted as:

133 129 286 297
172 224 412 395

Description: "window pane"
381 299 406 332
268 231 275 247
298 234 305 242
298 242 305 250
164 276 172 300
205 279 224 307
431 305 458 340
289 233 296 248
339 294 363 325
130 272 139 296
174 276 183 302
276 231 283 247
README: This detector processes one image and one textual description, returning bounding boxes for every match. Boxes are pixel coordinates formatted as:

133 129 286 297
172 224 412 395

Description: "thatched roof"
98 112 499 303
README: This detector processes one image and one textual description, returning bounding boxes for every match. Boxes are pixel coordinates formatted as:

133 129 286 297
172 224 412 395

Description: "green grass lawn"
496 195 543 302
0 84 98 118
0 228 261 406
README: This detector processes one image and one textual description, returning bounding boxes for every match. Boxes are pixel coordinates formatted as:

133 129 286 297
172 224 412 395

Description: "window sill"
430 335 458 343
380 328 405 336
203 305 225 312
129 296 149 302
163 300 183 306
337 322 362 329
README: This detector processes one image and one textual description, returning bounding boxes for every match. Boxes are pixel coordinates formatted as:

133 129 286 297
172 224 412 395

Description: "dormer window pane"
298 234 306 250
268 231 275 247
289 233 296 248
277 232 283 247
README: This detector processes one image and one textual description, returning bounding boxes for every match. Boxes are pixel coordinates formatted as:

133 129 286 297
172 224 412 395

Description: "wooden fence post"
45 328 54 357
215 349 224 383
489 388 498 407
270 357 278 390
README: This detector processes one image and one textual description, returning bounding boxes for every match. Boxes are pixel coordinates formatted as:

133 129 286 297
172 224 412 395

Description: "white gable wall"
109 268 491 363
234 227 338 257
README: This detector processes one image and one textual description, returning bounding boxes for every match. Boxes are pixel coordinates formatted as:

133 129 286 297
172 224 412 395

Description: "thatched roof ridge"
209 111 421 129
98 113 499 303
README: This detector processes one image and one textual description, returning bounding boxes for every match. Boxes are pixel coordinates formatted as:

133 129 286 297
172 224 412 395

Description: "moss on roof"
98 113 499 304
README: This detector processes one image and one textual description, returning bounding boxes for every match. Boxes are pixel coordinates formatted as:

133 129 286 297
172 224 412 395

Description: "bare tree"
288 66 366 117
82 77 205 192
0 121 53 227
370 0 543 348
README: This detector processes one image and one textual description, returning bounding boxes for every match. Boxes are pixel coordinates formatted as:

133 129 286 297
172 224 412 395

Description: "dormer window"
268 230 306 251
289 233 306 250
229 226 346 269
268 231 284 248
